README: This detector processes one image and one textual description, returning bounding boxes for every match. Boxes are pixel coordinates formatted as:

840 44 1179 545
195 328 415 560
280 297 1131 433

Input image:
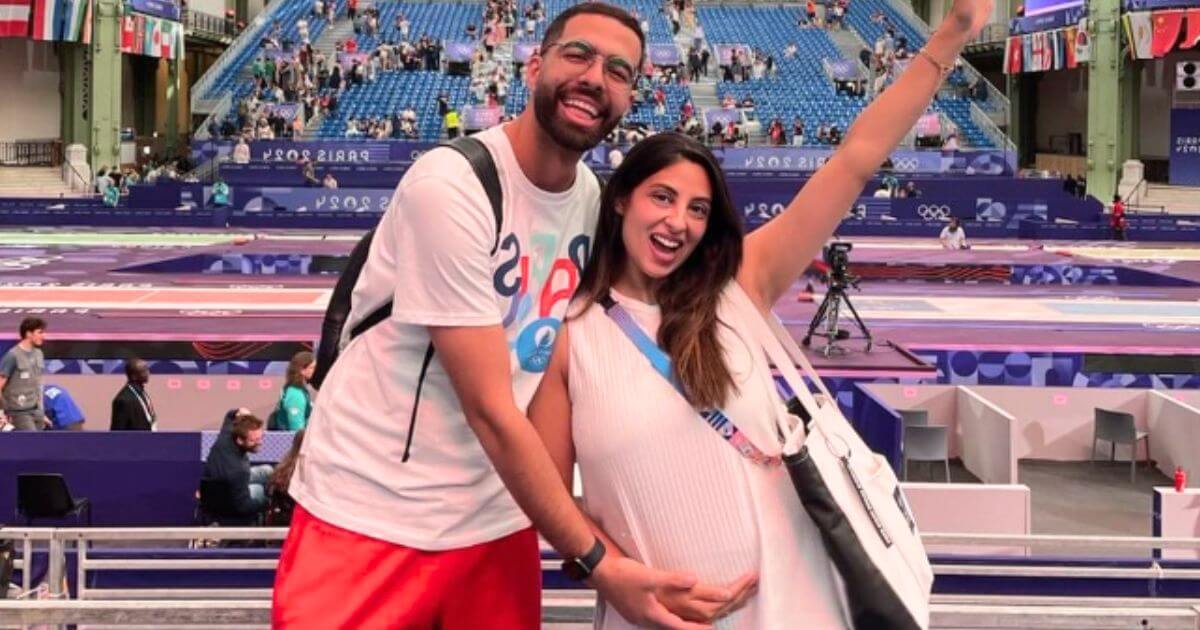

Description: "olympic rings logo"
892 157 920 171
917 204 952 220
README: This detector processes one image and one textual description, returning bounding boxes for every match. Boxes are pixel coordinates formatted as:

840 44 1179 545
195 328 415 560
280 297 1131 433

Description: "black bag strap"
348 135 505 341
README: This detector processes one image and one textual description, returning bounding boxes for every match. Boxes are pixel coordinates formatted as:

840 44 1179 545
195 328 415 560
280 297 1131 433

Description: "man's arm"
430 324 711 630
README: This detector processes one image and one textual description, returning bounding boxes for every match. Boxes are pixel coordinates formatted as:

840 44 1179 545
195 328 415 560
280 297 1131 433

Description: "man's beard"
533 80 622 153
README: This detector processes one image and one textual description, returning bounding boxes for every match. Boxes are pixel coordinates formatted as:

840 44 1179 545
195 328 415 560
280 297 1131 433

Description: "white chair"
903 425 950 482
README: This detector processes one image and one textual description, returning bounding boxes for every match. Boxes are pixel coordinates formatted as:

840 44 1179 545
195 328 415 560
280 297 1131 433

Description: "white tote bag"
728 286 934 630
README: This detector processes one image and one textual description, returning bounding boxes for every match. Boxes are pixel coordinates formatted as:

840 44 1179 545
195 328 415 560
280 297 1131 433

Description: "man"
111 358 156 431
941 216 970 250
321 172 338 189
0 318 47 431
43 384 86 430
274 4 727 629
203 412 271 516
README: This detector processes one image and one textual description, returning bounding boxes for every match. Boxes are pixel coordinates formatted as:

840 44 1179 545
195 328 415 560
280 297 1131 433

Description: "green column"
1084 0 1127 201
60 45 89 148
89 0 122 170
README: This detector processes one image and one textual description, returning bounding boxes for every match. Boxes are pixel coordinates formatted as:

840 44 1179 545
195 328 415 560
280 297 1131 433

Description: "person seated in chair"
203 413 272 519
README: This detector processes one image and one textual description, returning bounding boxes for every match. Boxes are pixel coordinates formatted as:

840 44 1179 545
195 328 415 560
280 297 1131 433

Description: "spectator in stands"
608 146 624 168
322 172 339 189
211 177 231 207
444 107 461 139
942 132 960 150
739 95 755 109
94 167 113 196
267 429 305 526
312 0 322 18
792 117 805 146
873 183 892 198
721 93 736 109
901 180 921 198
940 217 969 250
347 0 357 21
43 384 85 430
301 158 319 186
111 358 157 431
816 121 830 143
1111 194 1127 240
0 318 47 431
102 178 120 206
204 412 272 517
397 12 409 40
805 0 817 24
768 118 786 145
687 46 701 82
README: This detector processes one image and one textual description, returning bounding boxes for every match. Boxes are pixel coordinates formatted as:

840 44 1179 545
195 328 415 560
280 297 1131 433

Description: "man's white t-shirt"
291 125 602 550
940 225 967 250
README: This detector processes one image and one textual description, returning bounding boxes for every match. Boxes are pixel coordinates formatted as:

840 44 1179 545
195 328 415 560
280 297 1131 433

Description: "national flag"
1023 32 1033 72
1065 26 1077 68
1041 32 1054 71
160 19 171 58
133 13 143 52
1125 11 1154 59
63 0 87 42
120 14 132 51
0 0 30 37
1076 17 1091 62
29 0 57 39
1005 35 1023 74
151 17 161 57
1182 8 1200 49
1052 29 1063 70
1152 9 1185 58
79 0 90 43
1030 31 1044 71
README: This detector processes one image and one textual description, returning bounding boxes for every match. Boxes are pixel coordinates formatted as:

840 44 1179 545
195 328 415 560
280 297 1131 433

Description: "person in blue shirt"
43 384 86 430
271 351 314 431
211 178 231 207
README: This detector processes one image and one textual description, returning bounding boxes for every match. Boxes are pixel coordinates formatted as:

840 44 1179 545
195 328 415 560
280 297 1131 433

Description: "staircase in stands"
0 167 80 198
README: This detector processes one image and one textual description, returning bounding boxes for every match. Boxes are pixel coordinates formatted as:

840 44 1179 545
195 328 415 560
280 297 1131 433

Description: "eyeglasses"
543 40 638 87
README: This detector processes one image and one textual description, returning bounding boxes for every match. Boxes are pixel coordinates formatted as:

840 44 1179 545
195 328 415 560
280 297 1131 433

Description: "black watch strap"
561 538 606 581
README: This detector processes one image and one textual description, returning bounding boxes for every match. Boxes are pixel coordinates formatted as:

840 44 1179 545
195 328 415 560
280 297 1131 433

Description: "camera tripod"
802 278 873 357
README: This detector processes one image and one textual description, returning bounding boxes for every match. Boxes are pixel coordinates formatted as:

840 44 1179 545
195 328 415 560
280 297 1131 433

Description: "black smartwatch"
561 538 607 581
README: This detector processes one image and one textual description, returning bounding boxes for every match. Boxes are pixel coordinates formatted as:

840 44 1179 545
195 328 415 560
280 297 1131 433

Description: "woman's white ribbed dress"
567 283 851 630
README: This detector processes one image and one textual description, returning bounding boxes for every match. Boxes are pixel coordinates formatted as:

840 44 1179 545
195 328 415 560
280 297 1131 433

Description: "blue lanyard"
600 294 781 468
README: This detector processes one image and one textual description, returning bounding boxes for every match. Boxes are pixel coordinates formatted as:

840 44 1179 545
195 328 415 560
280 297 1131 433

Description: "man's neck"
16 340 34 352
504 112 583 193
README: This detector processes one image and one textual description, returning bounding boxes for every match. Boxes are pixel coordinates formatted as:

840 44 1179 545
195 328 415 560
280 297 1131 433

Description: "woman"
528 1 989 626
273 351 314 431
267 428 305 526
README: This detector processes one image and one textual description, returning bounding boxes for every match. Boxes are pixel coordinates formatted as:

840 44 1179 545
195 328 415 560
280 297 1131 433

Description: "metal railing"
969 99 1016 153
7 528 1200 627
0 140 64 166
183 9 236 41
189 0 289 115
882 0 1012 126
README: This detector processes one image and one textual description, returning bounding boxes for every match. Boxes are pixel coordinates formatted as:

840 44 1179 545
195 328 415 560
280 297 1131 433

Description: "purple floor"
4 234 1200 364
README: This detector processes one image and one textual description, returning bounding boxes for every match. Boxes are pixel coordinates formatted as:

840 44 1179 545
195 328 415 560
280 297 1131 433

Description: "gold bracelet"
916 48 952 76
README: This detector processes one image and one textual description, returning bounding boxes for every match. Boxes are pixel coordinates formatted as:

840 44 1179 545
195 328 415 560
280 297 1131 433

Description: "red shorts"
272 504 541 629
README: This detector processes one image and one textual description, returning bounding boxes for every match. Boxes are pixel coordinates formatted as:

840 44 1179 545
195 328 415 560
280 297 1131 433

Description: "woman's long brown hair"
285 351 315 388
574 133 744 409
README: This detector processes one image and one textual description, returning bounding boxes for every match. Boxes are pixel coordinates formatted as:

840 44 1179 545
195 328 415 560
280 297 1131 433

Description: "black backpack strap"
348 136 505 342
445 135 505 256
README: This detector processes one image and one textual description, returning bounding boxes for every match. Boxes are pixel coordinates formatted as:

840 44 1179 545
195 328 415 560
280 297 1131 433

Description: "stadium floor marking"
5 285 1200 325
0 232 240 247
1050 246 1200 262
0 286 330 311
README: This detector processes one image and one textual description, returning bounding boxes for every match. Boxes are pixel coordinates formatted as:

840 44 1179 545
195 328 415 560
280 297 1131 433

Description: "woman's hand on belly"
657 571 759 624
